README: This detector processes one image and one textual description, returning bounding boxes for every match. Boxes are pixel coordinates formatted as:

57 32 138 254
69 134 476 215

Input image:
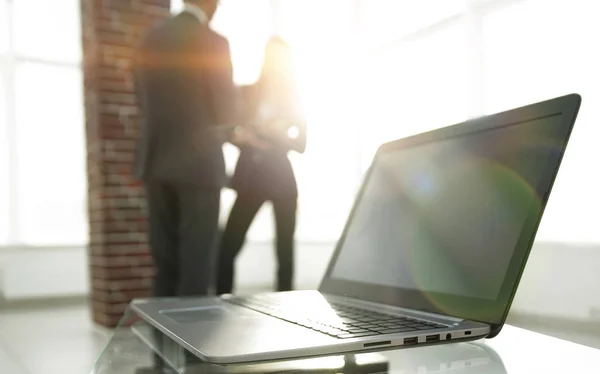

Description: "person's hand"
248 137 271 150
232 126 271 150
231 126 250 145
257 119 290 140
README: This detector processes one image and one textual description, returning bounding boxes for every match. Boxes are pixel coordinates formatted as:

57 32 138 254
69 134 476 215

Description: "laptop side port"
403 337 418 345
364 340 391 348
426 334 440 343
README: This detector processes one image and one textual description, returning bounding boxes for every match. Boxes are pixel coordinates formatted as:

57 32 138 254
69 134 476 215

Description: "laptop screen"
329 113 566 302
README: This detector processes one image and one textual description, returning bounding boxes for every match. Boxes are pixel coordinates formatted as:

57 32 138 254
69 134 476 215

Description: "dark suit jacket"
230 84 306 198
133 12 235 188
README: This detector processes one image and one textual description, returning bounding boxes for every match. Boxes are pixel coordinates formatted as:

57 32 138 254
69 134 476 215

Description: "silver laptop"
132 94 581 364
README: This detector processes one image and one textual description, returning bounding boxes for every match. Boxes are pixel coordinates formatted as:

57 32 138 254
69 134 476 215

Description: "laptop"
132 319 505 374
132 93 581 364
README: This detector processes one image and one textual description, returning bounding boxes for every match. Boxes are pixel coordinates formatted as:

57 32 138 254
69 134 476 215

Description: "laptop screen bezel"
318 94 581 337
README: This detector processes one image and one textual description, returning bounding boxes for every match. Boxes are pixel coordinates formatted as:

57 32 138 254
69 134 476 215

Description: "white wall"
238 241 600 323
511 242 600 321
234 242 334 291
0 243 334 301
1 242 599 325
0 247 89 300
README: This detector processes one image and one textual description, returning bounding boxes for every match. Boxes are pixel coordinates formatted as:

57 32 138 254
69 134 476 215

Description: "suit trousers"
216 192 297 295
144 182 221 297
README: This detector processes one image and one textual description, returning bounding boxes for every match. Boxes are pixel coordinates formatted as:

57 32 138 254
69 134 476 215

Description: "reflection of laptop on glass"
133 94 581 364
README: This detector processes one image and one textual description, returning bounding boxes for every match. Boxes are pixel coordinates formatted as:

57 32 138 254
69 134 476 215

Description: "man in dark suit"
133 0 234 297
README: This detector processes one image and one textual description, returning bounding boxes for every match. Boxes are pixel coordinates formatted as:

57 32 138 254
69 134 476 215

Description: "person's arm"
202 33 237 143
284 79 307 153
260 99 307 154
229 84 272 150
133 31 159 118
264 116 306 153
230 125 271 150
287 115 307 154
202 36 273 151
132 30 163 146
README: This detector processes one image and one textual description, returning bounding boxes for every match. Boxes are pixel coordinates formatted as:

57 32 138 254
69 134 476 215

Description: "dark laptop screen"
330 114 564 301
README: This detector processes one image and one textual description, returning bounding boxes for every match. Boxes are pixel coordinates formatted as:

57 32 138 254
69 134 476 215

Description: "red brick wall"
81 0 171 327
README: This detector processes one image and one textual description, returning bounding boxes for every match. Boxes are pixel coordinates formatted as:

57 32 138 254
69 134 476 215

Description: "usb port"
403 337 418 345
426 334 440 343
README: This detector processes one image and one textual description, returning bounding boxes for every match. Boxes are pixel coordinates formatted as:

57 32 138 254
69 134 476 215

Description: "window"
0 73 9 245
361 0 464 46
358 0 600 243
172 0 274 85
172 0 360 242
357 22 469 171
275 0 356 51
482 0 600 242
172 0 276 241
14 63 86 245
1 0 86 247
273 0 364 241
0 0 8 54
13 0 81 63
0 0 12 247
482 0 598 114
211 0 274 241
211 0 272 85
171 0 600 245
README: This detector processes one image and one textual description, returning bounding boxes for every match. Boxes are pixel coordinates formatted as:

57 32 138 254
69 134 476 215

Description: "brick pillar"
81 0 171 327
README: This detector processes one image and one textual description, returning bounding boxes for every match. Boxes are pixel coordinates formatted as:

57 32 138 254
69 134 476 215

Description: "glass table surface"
90 299 600 374
0 335 29 374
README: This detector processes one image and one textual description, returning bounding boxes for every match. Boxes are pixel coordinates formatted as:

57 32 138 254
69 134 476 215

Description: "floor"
506 313 600 351
1 298 599 374
0 298 109 374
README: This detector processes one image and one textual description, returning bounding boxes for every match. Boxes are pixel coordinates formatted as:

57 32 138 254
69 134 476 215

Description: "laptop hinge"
324 293 464 324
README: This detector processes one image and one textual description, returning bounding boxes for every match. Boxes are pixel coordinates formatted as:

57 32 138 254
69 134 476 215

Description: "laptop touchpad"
160 306 232 323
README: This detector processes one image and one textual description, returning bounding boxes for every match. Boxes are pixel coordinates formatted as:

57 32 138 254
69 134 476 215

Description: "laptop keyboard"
224 294 447 339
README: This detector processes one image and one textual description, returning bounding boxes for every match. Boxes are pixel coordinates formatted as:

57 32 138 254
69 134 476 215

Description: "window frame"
356 0 600 244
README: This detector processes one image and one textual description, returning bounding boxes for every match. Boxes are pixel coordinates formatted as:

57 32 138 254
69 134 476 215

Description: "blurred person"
217 37 307 294
133 0 236 297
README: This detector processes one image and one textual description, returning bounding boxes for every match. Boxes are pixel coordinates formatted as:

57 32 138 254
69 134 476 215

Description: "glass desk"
0 335 29 374
91 300 600 374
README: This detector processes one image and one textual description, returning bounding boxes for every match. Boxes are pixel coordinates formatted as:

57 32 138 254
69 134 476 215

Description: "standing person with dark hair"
134 0 239 297
217 37 307 295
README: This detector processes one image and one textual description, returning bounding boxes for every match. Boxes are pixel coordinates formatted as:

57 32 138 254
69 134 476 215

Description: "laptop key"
336 332 377 339
378 327 417 334
360 324 380 329
346 328 371 333
370 326 397 332
354 320 378 325
416 325 437 330
386 324 410 329
227 296 450 340
328 321 348 329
